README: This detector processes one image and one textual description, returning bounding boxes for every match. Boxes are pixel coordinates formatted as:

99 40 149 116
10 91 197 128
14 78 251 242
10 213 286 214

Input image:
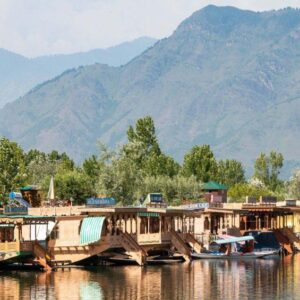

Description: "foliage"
216 159 245 187
253 151 284 191
54 170 94 205
228 182 273 202
96 155 143 205
25 149 75 187
0 137 26 196
182 145 218 182
123 116 180 177
285 169 300 199
136 175 202 205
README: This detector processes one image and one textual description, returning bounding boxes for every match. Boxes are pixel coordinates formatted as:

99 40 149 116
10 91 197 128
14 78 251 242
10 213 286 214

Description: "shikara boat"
191 236 276 259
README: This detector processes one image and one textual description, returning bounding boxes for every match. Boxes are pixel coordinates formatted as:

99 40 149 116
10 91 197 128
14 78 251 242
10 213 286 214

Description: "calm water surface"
1 254 300 300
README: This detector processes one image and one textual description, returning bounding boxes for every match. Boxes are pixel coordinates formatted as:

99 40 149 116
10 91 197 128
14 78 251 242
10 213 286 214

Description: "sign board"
180 203 209 210
4 206 28 215
86 197 116 206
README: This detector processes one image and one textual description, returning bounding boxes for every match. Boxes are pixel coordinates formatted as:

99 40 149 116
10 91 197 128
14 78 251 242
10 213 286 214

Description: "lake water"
0 254 300 300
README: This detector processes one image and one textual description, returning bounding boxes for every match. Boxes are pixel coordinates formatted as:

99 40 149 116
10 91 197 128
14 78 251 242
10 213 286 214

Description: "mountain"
0 37 157 108
1 5 300 177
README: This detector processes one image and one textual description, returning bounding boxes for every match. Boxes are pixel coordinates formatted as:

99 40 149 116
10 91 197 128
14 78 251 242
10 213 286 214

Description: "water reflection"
0 254 300 300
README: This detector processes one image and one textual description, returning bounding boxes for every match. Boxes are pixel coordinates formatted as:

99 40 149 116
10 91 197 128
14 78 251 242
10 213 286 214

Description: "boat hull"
191 252 272 260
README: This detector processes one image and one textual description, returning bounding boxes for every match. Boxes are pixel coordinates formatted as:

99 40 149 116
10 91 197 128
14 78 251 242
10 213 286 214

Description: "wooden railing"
0 241 20 252
20 241 34 252
137 233 161 245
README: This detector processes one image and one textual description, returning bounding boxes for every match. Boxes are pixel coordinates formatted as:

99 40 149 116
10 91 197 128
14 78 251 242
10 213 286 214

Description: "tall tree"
217 159 245 187
0 137 26 196
182 145 218 182
127 116 160 156
124 116 180 177
253 151 283 191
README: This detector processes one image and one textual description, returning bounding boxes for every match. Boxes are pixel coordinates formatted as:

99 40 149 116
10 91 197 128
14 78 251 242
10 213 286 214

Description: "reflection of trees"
1 255 300 299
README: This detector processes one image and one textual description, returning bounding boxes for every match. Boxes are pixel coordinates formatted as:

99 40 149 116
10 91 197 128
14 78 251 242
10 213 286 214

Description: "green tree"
55 170 94 204
0 137 26 196
253 151 283 191
127 116 160 156
26 149 75 186
216 159 245 187
136 175 202 205
124 116 180 177
228 182 272 202
182 145 218 182
83 154 103 187
96 155 143 205
285 169 300 199
143 152 180 177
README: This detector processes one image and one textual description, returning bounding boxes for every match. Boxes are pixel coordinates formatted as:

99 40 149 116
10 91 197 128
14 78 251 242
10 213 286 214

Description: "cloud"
0 0 300 57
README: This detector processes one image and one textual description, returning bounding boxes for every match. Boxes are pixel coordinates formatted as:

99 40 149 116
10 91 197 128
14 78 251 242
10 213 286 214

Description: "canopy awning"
0 224 15 228
138 212 160 217
80 217 105 245
214 236 254 245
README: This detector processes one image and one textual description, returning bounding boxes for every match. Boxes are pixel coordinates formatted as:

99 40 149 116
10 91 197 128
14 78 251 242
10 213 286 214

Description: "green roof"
20 185 39 191
203 181 228 190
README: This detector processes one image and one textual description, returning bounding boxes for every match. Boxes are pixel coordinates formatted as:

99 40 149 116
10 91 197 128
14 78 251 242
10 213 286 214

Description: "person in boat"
225 244 232 255
240 239 254 253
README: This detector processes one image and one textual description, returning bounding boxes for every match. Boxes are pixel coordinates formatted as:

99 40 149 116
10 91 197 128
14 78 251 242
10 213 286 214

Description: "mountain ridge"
0 37 157 108
0 5 300 177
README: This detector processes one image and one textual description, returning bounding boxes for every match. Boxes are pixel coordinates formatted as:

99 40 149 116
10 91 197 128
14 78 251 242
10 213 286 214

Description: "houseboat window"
149 217 160 233
140 217 148 234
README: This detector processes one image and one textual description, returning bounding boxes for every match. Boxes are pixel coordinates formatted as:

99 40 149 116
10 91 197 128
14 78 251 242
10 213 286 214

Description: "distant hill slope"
0 37 157 107
0 5 300 177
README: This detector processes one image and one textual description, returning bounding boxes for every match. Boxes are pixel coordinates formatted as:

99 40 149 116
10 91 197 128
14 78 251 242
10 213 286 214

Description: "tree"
96 155 143 205
143 152 180 177
228 182 272 203
55 170 95 205
285 169 300 199
123 116 180 177
253 151 283 191
182 145 218 182
26 149 75 186
0 137 26 196
216 159 245 187
136 175 202 205
127 116 160 156
83 155 103 187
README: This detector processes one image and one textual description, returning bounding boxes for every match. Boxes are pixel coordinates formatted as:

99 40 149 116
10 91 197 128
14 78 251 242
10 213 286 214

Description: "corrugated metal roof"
80 217 105 245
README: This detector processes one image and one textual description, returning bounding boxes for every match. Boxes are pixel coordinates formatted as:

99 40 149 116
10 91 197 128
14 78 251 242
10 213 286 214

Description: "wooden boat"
191 251 272 259
192 236 276 260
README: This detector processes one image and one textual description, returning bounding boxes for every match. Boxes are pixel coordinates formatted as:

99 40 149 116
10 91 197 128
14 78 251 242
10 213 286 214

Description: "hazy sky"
1 0 300 57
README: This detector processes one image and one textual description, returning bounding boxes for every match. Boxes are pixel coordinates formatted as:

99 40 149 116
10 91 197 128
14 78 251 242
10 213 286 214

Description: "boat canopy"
80 217 105 245
214 236 254 245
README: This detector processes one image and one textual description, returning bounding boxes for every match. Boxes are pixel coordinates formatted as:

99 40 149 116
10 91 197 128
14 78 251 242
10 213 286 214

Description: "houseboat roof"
0 215 55 224
80 206 202 216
